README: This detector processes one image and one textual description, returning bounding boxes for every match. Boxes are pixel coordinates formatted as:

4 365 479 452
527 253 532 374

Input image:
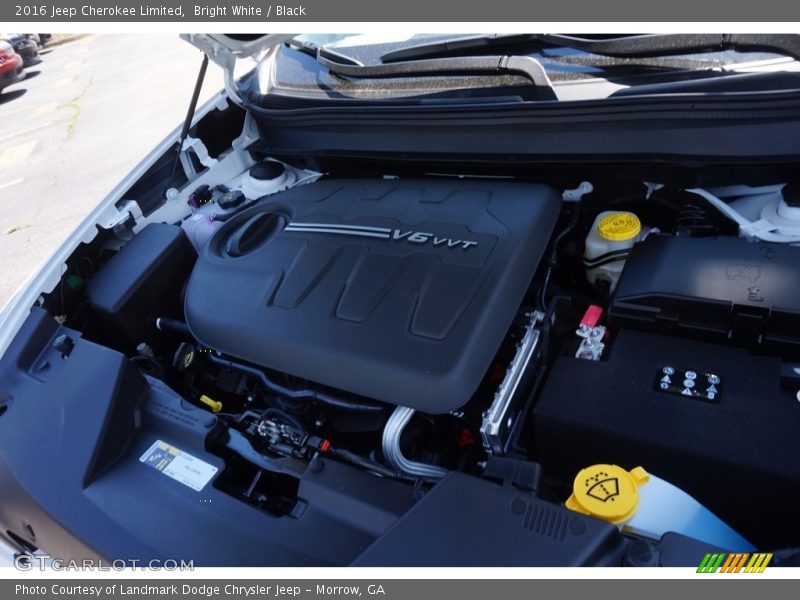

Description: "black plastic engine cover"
185 179 560 413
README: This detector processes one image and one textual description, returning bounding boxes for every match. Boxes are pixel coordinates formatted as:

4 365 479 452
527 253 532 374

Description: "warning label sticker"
654 366 722 403
139 440 218 491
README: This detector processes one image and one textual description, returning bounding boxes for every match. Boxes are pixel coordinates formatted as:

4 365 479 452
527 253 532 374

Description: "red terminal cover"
580 305 604 329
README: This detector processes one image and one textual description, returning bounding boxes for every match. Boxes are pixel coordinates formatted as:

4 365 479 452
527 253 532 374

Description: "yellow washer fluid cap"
565 464 650 525
597 212 641 242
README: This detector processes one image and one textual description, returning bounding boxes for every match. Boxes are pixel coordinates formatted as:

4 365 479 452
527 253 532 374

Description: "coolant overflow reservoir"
566 464 755 551
584 211 643 291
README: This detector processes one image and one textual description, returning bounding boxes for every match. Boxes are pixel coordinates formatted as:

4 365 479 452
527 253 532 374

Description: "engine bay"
2 107 800 566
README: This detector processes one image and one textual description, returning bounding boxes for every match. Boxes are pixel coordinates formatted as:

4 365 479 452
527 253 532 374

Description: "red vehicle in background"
0 40 24 94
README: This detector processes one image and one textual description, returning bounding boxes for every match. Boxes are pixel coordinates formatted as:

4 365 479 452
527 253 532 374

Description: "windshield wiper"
286 41 556 101
381 34 800 64
287 39 365 67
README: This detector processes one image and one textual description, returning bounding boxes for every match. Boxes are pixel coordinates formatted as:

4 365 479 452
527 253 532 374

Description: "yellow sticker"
140 440 218 491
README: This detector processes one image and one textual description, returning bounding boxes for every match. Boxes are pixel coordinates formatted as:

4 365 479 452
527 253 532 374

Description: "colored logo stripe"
697 552 772 573
720 553 749 573
744 553 773 573
697 553 726 573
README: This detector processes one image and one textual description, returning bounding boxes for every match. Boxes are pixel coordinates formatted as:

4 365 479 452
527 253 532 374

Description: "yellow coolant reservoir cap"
565 464 649 524
598 212 641 241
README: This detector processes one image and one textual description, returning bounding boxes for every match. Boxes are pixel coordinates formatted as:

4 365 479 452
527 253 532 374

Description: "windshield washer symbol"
585 473 620 502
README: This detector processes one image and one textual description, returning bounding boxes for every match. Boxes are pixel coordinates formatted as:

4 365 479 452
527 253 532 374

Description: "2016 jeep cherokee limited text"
1 34 800 567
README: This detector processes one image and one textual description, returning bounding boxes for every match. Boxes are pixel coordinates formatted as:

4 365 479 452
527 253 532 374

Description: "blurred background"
0 34 224 310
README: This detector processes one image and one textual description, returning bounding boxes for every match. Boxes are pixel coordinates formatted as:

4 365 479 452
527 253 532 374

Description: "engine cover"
185 179 560 413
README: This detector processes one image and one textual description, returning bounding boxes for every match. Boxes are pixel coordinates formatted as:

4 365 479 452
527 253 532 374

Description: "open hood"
180 34 296 102
180 34 296 70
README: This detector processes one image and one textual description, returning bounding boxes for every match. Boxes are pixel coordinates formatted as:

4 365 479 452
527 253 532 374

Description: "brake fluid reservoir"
584 211 642 291
565 464 755 551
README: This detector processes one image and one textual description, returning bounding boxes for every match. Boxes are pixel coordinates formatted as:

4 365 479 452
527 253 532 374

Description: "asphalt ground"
0 34 224 310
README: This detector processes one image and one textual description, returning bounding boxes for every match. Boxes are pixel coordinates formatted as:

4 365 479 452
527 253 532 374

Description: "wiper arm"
286 39 364 67
381 34 800 63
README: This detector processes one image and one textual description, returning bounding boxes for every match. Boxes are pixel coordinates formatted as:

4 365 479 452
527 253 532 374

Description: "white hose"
382 407 448 480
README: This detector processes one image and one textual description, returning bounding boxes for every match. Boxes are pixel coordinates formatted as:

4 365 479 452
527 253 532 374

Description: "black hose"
206 353 387 414
314 390 386 413
328 448 404 480
155 317 192 337
538 205 581 311
582 248 631 269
